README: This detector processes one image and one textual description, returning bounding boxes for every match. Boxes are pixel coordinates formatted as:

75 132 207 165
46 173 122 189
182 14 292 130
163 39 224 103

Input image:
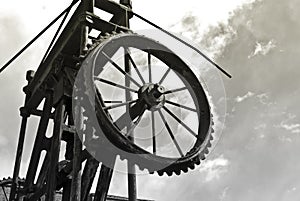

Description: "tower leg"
94 158 116 201
9 71 35 201
9 113 28 201
45 100 65 201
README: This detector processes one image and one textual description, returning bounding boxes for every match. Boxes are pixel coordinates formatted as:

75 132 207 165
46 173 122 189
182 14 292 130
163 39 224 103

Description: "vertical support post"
93 159 116 201
71 95 82 201
62 181 72 201
70 101 82 201
9 70 35 201
25 91 53 189
70 133 82 201
81 157 99 201
126 69 137 201
122 1 137 200
45 98 65 201
9 114 28 201
125 61 137 201
61 111 74 201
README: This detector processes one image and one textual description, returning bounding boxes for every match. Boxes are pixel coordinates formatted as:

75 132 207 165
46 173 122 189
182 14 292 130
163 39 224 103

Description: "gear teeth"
139 166 147 172
166 171 173 176
0 177 25 186
204 148 209 154
189 163 195 170
182 167 188 173
157 171 164 176
119 154 125 161
207 142 212 148
199 153 206 160
174 169 181 175
195 156 201 165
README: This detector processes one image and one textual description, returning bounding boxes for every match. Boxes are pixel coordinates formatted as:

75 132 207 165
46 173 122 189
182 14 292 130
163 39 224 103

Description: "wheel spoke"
151 111 156 154
148 51 152 83
113 100 147 131
158 109 184 157
104 101 123 104
164 87 188 95
125 112 144 138
163 106 197 138
124 48 146 84
103 100 137 110
165 100 197 112
101 51 142 88
94 77 138 93
158 68 171 85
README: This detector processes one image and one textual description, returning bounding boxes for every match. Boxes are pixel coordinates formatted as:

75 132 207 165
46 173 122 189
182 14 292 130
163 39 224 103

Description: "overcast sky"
1 0 300 201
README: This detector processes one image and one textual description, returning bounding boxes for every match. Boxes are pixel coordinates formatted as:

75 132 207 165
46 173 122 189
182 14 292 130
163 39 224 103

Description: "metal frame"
9 1 142 201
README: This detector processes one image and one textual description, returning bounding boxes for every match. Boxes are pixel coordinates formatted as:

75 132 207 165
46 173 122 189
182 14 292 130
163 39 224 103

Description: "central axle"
138 83 166 111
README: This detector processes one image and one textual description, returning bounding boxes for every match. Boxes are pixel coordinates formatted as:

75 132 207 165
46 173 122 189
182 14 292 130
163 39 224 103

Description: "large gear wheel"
74 32 214 176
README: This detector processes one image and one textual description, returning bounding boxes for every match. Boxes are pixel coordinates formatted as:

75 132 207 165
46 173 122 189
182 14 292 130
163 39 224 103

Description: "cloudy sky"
1 0 300 200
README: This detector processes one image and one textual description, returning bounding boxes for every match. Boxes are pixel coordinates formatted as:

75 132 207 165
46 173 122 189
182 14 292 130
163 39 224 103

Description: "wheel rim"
75 33 213 175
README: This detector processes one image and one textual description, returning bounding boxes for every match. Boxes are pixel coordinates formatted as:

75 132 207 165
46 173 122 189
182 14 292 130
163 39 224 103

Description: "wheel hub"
138 83 166 111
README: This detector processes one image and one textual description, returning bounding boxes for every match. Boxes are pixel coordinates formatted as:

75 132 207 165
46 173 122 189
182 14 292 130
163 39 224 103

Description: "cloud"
276 113 300 134
0 135 8 147
248 40 276 58
199 155 229 182
122 0 300 200
256 93 270 104
280 123 300 131
287 187 297 193
278 136 292 143
279 122 300 134
219 187 230 201
254 123 266 130
235 91 254 102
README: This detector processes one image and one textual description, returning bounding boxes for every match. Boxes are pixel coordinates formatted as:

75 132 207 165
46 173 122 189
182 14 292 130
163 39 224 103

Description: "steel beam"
45 100 65 201
93 160 116 201
69 0 93 199
95 0 132 15
24 91 53 189
24 3 85 111
9 71 34 201
9 115 28 201
81 158 99 201
85 12 130 33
